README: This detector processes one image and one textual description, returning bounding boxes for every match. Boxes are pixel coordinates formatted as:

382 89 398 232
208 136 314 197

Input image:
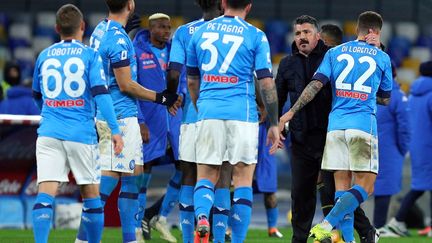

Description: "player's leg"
227 120 259 243
231 163 255 243
67 141 105 243
374 195 391 228
33 137 67 243
194 119 225 241
264 192 283 238
179 161 197 243
212 162 233 243
178 122 198 243
319 170 335 217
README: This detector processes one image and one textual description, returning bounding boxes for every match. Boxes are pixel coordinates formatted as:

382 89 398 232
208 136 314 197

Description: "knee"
264 193 277 208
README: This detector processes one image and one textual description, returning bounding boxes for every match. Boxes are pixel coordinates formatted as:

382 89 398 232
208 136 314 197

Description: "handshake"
155 89 183 115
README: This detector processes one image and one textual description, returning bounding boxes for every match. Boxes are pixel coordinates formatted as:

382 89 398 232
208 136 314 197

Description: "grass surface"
0 228 429 242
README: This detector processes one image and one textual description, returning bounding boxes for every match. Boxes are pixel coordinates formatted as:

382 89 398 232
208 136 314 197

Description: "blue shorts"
254 123 277 193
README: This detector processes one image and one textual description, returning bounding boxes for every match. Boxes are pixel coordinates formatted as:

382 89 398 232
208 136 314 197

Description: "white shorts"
195 119 258 165
97 117 143 173
322 129 379 173
179 123 196 163
36 137 100 185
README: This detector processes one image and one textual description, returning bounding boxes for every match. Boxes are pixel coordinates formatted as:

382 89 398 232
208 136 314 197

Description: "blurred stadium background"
0 0 430 233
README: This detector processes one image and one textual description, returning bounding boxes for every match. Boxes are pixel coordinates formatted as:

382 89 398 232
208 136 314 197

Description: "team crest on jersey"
129 160 135 170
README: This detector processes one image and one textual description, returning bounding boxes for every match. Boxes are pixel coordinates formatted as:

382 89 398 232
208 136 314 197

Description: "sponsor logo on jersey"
203 74 238 84
335 90 369 101
45 99 85 108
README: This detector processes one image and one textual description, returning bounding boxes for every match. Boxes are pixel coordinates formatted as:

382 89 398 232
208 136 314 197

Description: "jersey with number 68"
312 40 393 135
91 19 138 120
33 39 108 144
186 15 273 122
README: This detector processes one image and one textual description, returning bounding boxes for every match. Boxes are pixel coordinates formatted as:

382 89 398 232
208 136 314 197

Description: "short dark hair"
321 24 343 45
294 15 318 30
105 0 129 14
196 0 220 11
225 0 251 10
56 4 83 36
357 11 383 35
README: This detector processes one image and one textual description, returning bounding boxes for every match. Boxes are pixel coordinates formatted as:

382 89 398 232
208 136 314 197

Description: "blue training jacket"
0 86 40 115
374 80 410 196
408 75 432 190
133 29 182 162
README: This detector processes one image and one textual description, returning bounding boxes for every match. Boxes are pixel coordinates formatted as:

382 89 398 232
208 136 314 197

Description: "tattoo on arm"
377 97 390 106
259 77 279 126
290 80 324 113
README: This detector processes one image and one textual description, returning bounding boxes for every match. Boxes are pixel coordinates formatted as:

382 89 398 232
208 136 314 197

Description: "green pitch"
0 228 429 243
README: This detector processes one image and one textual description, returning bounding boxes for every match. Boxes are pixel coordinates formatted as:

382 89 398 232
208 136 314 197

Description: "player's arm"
186 33 200 110
279 80 324 128
114 66 177 106
376 59 393 106
32 57 43 110
376 96 390 105
187 71 200 110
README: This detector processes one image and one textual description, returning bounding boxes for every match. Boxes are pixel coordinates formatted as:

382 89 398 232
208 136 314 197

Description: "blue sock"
325 185 368 228
82 197 104 243
77 175 119 241
213 188 231 243
266 207 278 229
231 187 253 243
32 193 54 243
179 185 195 243
194 179 215 220
160 170 182 217
136 173 151 228
119 176 139 243
334 191 354 242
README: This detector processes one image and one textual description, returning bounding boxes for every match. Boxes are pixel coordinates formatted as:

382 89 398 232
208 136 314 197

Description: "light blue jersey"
91 19 138 120
169 19 206 124
313 40 393 135
33 40 109 144
186 16 272 122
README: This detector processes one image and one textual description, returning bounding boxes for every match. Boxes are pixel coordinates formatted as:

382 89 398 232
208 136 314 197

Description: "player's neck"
60 35 82 42
203 9 220 21
356 35 366 41
224 9 246 20
108 13 128 27
150 37 166 49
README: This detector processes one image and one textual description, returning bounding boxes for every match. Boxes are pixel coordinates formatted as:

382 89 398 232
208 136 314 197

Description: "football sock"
194 179 215 220
231 187 253 243
318 182 334 216
334 191 354 242
82 197 104 243
179 185 195 243
136 173 151 228
325 185 368 229
266 207 278 229
159 170 182 217
32 193 54 243
213 188 231 243
119 176 139 243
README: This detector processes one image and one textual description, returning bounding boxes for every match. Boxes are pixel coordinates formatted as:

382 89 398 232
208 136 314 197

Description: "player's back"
33 40 103 144
91 19 138 120
170 18 207 124
188 15 271 122
324 40 392 134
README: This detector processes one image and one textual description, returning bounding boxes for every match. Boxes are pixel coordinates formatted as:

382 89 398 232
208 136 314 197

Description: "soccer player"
166 1 222 242
75 1 179 243
279 11 392 243
31 4 123 243
187 0 281 242
133 13 180 243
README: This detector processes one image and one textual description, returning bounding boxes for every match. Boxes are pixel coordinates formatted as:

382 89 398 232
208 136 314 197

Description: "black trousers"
290 145 373 243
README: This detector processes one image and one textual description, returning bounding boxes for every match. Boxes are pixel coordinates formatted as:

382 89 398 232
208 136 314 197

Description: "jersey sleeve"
377 56 393 98
32 56 41 93
169 26 186 72
89 51 109 91
186 32 199 76
254 31 273 79
312 50 332 85
109 33 131 69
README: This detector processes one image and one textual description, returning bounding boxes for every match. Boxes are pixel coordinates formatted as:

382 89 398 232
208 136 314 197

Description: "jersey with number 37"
313 40 393 135
91 19 138 120
186 15 273 123
33 40 107 144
